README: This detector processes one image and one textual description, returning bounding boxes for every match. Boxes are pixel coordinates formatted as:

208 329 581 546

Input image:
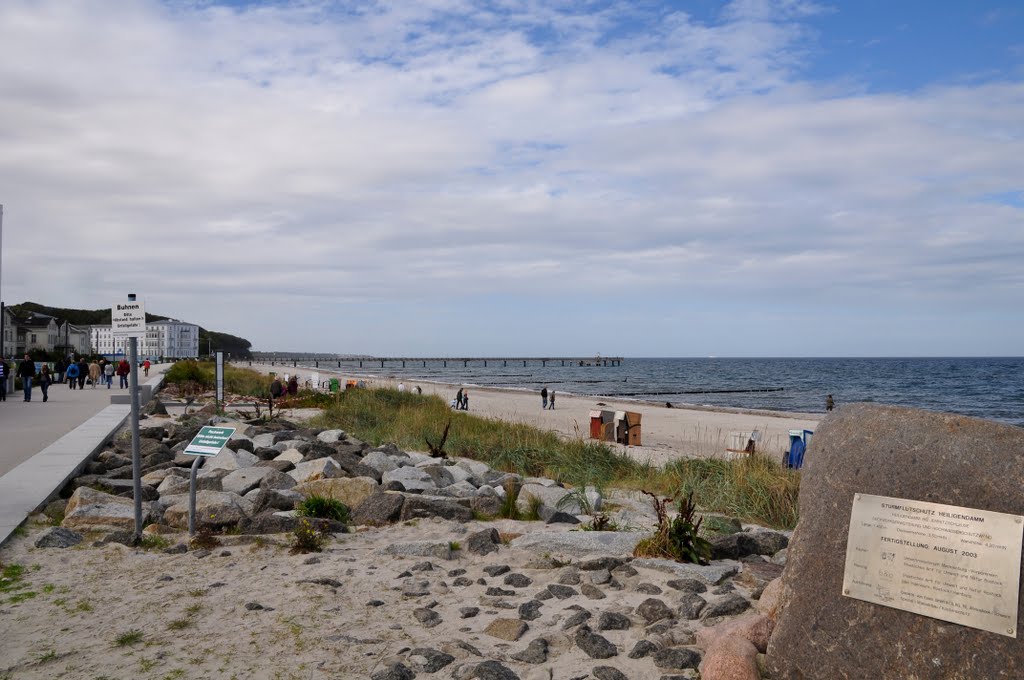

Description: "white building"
91 319 200 359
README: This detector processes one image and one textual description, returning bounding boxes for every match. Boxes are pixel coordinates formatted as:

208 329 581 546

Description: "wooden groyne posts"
249 355 624 368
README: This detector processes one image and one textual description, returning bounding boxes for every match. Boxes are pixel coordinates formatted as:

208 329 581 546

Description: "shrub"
579 513 619 531
290 518 328 554
296 495 349 523
634 490 713 565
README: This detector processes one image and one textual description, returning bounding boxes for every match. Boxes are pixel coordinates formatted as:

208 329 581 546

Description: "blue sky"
0 1 1021 356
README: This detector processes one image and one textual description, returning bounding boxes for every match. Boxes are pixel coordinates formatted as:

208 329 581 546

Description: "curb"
0 372 166 548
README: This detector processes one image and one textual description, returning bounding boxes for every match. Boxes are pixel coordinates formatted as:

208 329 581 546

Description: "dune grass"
308 387 801 529
164 361 272 397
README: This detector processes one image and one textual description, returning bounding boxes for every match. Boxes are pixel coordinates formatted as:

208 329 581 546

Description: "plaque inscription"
843 493 1024 637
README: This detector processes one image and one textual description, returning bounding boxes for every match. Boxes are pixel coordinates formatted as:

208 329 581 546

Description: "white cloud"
0 0 1021 354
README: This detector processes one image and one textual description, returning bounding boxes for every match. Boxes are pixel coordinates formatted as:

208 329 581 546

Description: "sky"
0 0 1021 357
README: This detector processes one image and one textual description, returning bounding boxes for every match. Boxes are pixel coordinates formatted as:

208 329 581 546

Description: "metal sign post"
215 350 224 413
183 426 236 536
113 294 147 542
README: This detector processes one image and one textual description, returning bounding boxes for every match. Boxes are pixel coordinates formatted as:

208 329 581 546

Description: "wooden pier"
249 354 624 369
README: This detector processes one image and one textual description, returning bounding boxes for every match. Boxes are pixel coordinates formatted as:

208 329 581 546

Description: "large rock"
767 404 1024 679
361 450 403 475
510 531 649 558
351 492 405 525
163 491 254 530
201 448 259 473
288 458 343 484
221 467 278 496
382 466 437 493
62 487 150 531
699 635 759 680
399 495 473 522
293 477 378 509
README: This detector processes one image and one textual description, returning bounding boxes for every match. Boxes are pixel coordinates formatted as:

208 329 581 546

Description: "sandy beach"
245 363 820 466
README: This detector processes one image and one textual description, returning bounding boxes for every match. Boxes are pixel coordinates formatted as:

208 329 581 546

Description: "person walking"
541 386 548 409
54 358 65 384
0 356 8 401
143 359 151 377
88 361 101 388
66 359 80 390
77 358 89 389
287 375 299 395
39 364 52 402
455 388 463 410
548 389 555 410
104 361 115 388
461 389 469 410
116 359 131 388
18 354 36 402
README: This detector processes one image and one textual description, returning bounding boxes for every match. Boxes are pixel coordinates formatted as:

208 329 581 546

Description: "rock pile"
42 411 793 679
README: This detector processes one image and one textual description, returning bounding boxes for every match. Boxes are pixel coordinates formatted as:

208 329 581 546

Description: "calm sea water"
293 357 1024 427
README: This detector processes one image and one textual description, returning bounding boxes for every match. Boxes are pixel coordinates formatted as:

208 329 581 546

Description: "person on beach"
18 354 36 402
66 360 80 390
461 389 469 410
455 388 463 409
39 364 51 402
88 361 101 388
143 359 151 377
415 385 422 395
398 382 405 393
287 375 299 395
826 394 834 412
0 356 8 401
541 386 548 409
270 377 284 401
104 361 115 388
548 389 555 410
78 358 89 389
116 359 131 388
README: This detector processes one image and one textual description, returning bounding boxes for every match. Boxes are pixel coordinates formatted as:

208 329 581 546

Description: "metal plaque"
844 493 1024 637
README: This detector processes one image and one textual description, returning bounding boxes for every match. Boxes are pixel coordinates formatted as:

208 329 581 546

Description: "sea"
289 357 1024 428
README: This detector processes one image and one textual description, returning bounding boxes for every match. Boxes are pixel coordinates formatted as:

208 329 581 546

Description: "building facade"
90 319 199 359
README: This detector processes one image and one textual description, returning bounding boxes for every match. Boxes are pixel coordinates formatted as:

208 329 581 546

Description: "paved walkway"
0 365 169 546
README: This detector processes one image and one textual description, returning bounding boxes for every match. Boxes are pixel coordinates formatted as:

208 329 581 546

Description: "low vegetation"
309 387 801 528
634 491 713 564
295 495 349 524
290 518 329 554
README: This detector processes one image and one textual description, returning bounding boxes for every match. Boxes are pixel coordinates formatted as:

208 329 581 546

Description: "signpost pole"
215 350 224 414
128 293 143 542
188 455 201 537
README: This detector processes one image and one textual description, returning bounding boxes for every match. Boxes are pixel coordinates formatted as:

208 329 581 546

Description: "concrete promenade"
0 365 168 546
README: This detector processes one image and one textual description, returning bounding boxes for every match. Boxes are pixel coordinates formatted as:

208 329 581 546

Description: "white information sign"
112 301 147 337
844 493 1024 637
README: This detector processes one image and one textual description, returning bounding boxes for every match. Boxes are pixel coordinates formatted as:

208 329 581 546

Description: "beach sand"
247 363 820 466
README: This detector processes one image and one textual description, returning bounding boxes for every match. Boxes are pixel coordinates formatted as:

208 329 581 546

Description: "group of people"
0 355 145 402
452 388 469 410
0 355 51 402
541 386 555 409
269 374 300 400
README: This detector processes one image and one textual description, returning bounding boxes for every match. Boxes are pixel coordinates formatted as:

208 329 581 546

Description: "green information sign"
184 426 237 457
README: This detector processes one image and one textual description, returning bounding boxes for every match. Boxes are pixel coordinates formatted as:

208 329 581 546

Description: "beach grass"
309 387 801 529
164 361 269 397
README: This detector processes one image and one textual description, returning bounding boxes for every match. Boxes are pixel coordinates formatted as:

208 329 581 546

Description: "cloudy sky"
1 1 1021 356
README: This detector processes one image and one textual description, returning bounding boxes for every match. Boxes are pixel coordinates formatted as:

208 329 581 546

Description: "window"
31 333 37 344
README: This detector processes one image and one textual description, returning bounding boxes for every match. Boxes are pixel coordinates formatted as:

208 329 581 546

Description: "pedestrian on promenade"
88 361 101 388
77 358 89 389
18 354 36 402
541 386 548 409
143 359 151 377
104 361 115 388
54 358 65 384
826 394 834 412
39 364 51 402
548 389 555 410
66 360 80 390
0 356 8 402
116 359 131 388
